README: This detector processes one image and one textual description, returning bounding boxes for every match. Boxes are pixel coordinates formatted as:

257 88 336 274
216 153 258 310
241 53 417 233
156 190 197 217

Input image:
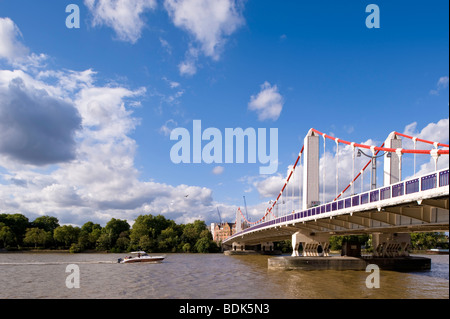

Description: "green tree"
194 237 219 253
96 233 112 251
182 220 208 247
78 222 102 250
23 228 49 248
115 235 131 252
138 235 155 252
411 232 446 250
32 216 59 233
329 235 370 251
0 224 15 248
182 243 191 253
158 227 180 252
0 214 30 247
54 225 80 248
100 218 130 250
130 214 174 250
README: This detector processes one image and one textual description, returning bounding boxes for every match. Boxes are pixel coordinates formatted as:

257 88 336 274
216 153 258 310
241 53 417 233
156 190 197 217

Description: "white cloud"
0 18 234 227
84 0 157 44
0 65 224 226
159 37 172 55
164 0 245 76
178 60 197 76
402 118 449 178
177 45 199 76
159 119 178 136
0 17 47 71
402 118 449 150
248 82 284 121
164 0 244 59
0 17 29 63
254 174 285 198
430 76 449 95
212 166 224 175
162 77 180 89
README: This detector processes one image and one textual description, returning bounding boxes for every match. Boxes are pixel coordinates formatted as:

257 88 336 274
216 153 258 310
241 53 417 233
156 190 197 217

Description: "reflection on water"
0 253 447 299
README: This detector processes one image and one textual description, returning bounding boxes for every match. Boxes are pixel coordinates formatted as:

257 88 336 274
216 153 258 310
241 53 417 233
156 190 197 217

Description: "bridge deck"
224 169 449 245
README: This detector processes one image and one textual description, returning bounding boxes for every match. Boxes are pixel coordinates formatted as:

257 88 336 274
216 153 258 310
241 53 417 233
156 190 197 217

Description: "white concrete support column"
236 209 242 233
232 242 245 251
261 242 274 252
291 232 302 257
291 230 330 257
384 132 402 186
372 233 411 257
303 129 320 210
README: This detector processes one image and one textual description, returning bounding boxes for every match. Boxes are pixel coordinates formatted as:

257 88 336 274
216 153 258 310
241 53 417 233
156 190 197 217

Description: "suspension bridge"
223 128 449 262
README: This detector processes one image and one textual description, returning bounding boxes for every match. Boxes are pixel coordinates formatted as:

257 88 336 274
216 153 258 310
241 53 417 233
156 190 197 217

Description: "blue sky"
0 0 448 226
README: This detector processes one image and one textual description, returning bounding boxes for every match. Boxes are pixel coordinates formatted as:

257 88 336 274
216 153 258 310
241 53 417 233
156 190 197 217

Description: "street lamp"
357 149 390 190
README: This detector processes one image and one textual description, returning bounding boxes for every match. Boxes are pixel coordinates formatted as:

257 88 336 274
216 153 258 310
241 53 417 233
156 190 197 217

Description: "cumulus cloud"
164 0 244 59
403 118 449 150
0 17 232 226
254 174 285 199
0 17 29 63
0 65 222 226
402 118 449 178
164 0 245 75
248 82 284 121
0 73 81 166
0 17 47 70
84 0 157 43
83 0 245 75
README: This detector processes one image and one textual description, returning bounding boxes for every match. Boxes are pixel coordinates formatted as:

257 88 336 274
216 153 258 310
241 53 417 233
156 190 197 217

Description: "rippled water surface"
0 253 447 299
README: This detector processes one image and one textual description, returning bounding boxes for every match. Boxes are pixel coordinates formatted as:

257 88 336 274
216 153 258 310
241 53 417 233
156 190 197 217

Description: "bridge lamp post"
357 149 390 190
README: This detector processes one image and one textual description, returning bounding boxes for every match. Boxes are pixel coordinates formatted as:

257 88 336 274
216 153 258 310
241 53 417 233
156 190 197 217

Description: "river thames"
0 253 447 299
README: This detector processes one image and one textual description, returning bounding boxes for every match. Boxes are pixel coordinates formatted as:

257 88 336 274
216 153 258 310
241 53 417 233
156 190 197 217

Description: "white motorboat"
118 251 165 264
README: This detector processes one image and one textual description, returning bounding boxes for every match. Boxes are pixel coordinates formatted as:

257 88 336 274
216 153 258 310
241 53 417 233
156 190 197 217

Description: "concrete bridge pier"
261 241 274 252
291 231 330 257
372 233 411 257
232 242 245 251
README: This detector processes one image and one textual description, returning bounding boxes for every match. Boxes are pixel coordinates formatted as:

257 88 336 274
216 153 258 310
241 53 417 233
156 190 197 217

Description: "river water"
0 253 447 299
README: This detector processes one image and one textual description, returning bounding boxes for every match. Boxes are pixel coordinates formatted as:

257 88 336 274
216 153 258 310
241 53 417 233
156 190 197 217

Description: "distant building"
210 222 236 243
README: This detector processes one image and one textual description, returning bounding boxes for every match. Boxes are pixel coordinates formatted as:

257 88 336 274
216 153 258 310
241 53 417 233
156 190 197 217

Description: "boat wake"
0 261 116 266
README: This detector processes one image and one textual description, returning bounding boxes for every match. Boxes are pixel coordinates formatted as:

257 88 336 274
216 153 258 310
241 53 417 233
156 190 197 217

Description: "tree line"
0 213 220 253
